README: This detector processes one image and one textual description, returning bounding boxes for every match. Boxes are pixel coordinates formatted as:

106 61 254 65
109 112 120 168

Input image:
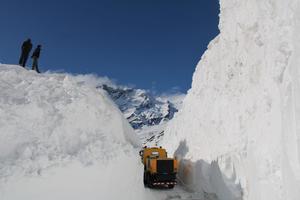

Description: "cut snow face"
163 0 300 200
0 65 165 200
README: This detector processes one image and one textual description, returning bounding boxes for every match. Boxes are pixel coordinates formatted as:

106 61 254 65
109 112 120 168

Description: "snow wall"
0 65 163 200
162 0 300 200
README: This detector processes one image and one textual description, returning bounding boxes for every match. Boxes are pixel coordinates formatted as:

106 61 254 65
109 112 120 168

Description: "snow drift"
162 0 300 200
0 65 166 200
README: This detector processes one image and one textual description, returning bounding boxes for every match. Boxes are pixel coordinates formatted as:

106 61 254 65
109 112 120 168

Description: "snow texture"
0 65 190 200
0 65 161 200
163 0 300 200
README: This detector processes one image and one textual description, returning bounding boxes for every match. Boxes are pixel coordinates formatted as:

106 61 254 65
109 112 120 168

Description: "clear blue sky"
0 0 219 93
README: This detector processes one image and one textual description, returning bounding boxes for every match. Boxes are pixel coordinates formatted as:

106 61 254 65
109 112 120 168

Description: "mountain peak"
100 84 180 130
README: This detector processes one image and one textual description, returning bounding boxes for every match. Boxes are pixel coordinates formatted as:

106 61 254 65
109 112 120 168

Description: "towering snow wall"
0 65 164 200
163 0 300 200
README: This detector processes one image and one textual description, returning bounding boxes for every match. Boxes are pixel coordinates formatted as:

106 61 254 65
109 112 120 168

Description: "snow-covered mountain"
163 0 300 200
100 84 178 129
99 84 184 145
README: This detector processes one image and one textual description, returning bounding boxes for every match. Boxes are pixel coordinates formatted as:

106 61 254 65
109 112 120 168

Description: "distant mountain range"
98 84 184 145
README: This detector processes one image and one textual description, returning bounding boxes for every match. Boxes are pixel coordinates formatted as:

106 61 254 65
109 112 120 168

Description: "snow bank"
0 65 166 200
162 0 300 200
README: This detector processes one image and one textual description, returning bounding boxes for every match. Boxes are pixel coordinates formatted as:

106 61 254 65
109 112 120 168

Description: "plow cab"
139 146 178 189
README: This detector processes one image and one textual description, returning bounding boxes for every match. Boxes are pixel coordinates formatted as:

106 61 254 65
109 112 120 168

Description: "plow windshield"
157 160 173 173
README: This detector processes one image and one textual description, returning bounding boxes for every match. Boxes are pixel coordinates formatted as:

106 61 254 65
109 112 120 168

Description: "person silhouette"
31 45 41 73
19 38 32 67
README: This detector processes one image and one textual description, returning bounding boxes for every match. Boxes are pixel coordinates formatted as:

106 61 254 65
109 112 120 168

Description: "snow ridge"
0 65 152 200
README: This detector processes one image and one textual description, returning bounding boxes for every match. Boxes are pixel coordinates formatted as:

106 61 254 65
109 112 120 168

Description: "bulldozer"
139 146 178 189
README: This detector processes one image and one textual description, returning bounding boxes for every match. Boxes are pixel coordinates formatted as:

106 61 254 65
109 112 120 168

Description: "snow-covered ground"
0 65 206 200
0 65 170 200
163 0 300 200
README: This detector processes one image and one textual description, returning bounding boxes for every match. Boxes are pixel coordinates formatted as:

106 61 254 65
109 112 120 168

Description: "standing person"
31 45 41 73
19 38 32 67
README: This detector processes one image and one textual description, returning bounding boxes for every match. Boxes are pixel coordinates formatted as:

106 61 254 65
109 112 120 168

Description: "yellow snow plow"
139 146 178 189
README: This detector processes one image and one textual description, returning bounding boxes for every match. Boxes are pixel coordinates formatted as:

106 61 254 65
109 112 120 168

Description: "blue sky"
0 0 219 93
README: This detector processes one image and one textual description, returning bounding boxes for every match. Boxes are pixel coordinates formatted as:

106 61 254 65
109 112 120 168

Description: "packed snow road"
148 184 216 200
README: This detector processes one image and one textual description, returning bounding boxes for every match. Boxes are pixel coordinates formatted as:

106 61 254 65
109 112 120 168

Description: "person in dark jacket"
31 45 41 73
19 38 32 67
